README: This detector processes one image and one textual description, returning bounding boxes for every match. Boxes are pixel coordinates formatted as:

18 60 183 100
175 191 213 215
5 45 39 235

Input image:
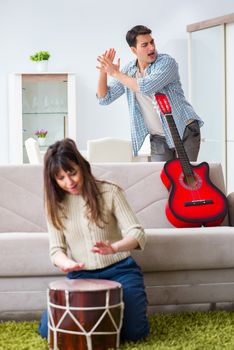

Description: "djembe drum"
48 279 124 350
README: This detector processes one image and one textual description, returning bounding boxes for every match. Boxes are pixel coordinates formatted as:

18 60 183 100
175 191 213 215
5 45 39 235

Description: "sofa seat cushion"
2 226 234 277
0 232 62 276
133 226 234 272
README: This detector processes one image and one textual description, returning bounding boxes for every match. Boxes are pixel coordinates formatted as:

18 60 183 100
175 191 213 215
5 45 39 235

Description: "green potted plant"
30 51 50 72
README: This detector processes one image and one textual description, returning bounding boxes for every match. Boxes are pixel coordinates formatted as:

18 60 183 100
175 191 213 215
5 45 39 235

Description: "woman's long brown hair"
44 138 105 230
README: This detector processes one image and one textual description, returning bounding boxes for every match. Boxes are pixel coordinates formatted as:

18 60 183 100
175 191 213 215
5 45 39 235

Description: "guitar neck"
165 114 194 177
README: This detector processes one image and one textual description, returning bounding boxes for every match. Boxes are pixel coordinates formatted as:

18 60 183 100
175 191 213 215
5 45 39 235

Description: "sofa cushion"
0 165 47 232
2 226 234 276
0 232 62 276
132 226 234 272
92 162 172 228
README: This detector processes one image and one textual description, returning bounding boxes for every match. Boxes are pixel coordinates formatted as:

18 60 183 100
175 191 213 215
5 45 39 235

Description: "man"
96 25 203 162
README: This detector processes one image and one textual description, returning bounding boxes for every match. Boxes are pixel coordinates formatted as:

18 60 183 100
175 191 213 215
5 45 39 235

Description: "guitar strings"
167 119 202 203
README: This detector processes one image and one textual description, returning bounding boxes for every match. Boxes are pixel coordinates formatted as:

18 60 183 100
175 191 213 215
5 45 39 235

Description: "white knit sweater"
47 182 146 270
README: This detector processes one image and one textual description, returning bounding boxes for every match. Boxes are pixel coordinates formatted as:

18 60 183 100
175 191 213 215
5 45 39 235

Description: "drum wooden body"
48 279 124 350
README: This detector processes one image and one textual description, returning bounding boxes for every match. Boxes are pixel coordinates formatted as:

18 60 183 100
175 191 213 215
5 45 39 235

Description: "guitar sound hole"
179 172 202 190
184 175 196 186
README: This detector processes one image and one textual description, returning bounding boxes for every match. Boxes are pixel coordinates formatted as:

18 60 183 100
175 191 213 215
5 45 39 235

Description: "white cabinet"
227 141 234 193
226 23 234 142
8 73 77 163
226 22 234 193
188 14 234 193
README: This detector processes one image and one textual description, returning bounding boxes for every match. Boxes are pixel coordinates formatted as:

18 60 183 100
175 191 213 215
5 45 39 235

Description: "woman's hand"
53 251 85 273
57 258 85 273
91 241 117 255
92 236 139 256
59 259 85 273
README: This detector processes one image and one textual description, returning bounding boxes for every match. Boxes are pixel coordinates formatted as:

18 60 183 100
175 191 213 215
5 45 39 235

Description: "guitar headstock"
155 94 172 114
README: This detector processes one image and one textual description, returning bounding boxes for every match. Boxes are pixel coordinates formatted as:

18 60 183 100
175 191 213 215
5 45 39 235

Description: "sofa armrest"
227 192 234 226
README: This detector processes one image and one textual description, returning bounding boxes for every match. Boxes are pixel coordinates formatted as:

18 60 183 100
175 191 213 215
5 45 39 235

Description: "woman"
38 138 149 342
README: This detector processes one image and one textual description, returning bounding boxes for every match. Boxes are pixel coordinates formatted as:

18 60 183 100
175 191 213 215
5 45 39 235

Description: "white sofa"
1 162 234 320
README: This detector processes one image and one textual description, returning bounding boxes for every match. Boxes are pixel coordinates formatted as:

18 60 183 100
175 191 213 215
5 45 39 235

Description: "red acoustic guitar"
155 93 228 228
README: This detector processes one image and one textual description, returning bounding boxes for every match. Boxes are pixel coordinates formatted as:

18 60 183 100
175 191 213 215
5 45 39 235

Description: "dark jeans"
38 257 149 342
150 120 201 162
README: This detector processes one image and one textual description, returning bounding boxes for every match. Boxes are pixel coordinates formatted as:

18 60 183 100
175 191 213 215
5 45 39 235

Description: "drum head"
49 279 122 292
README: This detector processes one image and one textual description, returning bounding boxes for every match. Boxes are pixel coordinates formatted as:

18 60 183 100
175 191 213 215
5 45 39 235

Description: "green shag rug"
1 311 234 350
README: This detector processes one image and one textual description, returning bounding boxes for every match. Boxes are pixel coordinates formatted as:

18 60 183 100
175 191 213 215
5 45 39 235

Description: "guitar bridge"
184 199 214 207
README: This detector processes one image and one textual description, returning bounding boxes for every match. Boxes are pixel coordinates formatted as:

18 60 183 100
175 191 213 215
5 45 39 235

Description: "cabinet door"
226 22 234 142
22 74 68 162
9 73 76 163
188 25 226 175
226 22 234 193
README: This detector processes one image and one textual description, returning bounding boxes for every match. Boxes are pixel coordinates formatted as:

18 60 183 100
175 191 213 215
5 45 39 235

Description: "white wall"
1 0 234 163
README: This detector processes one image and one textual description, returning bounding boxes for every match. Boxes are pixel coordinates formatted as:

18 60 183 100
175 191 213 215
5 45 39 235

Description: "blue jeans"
38 256 149 342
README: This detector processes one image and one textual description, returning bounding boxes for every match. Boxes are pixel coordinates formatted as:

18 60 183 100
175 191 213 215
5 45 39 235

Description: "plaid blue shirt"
97 53 203 156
